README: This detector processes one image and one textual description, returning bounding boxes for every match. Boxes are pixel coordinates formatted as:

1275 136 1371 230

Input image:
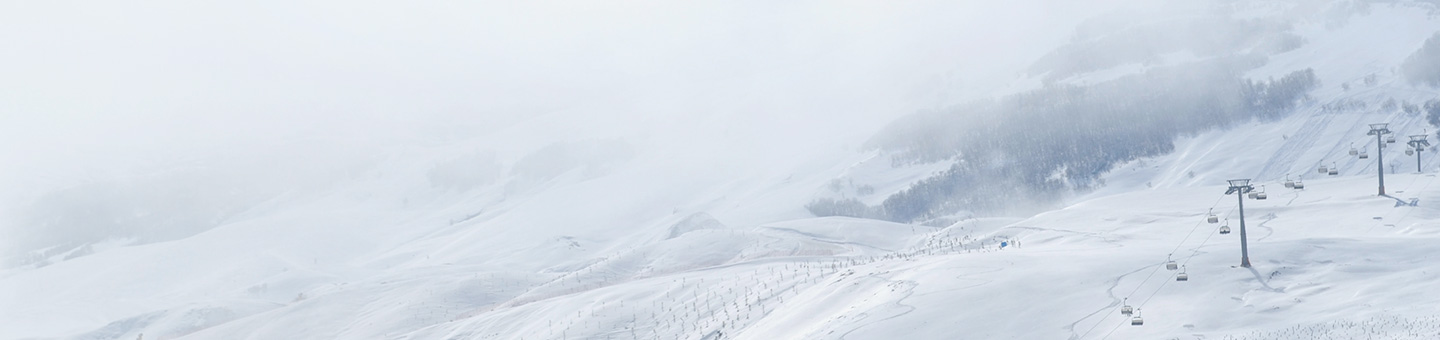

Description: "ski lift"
1176 266 1189 281
1219 219 1231 234
1165 255 1178 270
1420 145 1427 152
1329 163 1339 175
1248 190 1258 199
1284 175 1295 188
1206 208 1218 224
1388 135 1397 144
1131 309 1144 326
1294 181 1305 189
1349 144 1359 156
1359 151 1370 159
1256 185 1267 200
1408 148 1416 156
1318 165 1328 174
1120 298 1133 316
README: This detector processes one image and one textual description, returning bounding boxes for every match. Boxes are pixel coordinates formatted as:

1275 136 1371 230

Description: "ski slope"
12 162 1440 339
5 1 1440 340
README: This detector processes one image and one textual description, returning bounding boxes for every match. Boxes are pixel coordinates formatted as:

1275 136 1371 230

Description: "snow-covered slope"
5 1 1440 340
1088 2 1440 198
16 160 1440 339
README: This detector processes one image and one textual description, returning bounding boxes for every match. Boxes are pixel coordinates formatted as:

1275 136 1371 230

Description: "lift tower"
1225 179 1255 268
1368 123 1393 195
1408 134 1430 173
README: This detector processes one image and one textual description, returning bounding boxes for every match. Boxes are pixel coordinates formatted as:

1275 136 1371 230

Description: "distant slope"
6 1 1440 340
832 1 1440 223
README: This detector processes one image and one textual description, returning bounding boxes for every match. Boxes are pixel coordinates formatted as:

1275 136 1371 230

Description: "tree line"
812 58 1318 222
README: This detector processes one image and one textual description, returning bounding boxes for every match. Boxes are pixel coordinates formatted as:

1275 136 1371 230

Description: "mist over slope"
814 0 1440 224
2 0 1104 264
4 1 1440 340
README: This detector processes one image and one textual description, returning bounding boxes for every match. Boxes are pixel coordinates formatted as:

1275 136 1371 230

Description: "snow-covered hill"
5 1 1440 340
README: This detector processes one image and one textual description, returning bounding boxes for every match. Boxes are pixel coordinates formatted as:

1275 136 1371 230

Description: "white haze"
0 1 1131 258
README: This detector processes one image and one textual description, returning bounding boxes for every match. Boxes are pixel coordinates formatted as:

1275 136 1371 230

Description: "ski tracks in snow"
834 277 920 340
1069 263 1162 340
1256 108 1335 181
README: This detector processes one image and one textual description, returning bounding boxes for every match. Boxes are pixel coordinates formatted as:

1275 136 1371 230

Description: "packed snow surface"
6 1 1440 340
10 159 1440 339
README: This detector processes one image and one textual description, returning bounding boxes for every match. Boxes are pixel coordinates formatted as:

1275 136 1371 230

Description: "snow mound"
667 212 726 239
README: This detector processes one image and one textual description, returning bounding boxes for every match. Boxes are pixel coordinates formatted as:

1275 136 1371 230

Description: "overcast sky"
0 0 1133 210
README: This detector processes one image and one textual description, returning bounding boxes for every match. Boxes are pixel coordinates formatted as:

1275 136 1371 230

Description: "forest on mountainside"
812 59 1318 222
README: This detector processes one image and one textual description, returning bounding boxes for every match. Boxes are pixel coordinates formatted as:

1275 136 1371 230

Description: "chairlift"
1120 298 1133 316
1349 144 1359 156
1408 148 1415 156
1359 151 1370 159
1219 225 1231 234
1165 255 1178 270
1329 164 1339 176
1420 145 1427 152
1206 208 1218 224
1256 185 1267 200
1176 266 1189 281
1294 181 1305 189
1284 175 1295 188
1248 191 1258 199
1388 135 1397 144
1131 309 1144 326
1318 165 1328 174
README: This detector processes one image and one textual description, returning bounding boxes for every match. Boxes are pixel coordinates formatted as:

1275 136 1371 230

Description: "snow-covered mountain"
5 1 1440 339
